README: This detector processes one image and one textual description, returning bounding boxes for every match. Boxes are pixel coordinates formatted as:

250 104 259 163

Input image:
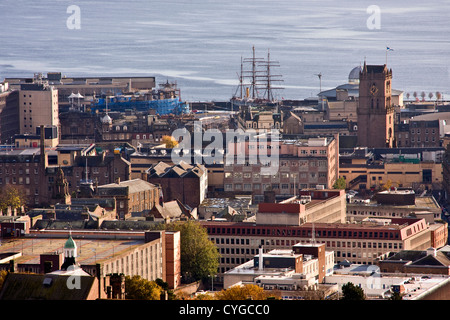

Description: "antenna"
315 72 322 92
315 72 324 111
85 157 88 181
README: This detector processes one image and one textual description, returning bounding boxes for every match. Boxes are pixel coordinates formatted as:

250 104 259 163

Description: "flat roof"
0 234 147 266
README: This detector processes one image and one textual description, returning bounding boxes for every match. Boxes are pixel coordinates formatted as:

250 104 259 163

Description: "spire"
61 231 78 270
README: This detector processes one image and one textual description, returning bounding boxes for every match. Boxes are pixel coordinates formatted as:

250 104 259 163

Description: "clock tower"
357 62 395 148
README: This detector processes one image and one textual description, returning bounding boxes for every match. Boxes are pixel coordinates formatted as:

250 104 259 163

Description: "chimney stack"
258 246 263 271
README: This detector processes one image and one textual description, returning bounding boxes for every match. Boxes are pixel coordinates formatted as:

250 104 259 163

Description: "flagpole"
386 47 393 66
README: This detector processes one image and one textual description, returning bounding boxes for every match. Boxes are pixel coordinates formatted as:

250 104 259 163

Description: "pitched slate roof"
97 178 159 195
0 273 97 300
409 252 450 267
149 200 192 220
147 161 205 178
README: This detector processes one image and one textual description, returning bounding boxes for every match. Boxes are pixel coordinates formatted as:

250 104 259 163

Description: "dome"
64 235 76 249
101 113 112 124
348 66 362 84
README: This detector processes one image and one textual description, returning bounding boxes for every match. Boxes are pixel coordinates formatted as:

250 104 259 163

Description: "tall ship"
231 46 284 108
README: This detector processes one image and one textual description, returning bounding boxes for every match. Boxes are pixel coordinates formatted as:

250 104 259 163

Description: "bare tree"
436 91 442 102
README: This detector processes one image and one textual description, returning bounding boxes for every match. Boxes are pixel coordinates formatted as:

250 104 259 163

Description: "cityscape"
0 1 449 310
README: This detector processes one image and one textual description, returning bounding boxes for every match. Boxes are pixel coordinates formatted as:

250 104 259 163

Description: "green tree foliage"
332 177 346 190
166 220 220 282
125 275 162 300
341 282 366 300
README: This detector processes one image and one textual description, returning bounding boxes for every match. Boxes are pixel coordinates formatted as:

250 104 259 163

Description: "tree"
428 92 433 100
0 184 27 214
162 135 178 148
0 270 7 291
125 275 162 300
332 177 346 190
381 179 393 191
166 220 220 282
389 291 403 300
341 282 365 300
215 284 280 300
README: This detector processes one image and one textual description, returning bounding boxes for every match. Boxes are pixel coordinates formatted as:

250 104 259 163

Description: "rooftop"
97 178 159 194
0 230 153 266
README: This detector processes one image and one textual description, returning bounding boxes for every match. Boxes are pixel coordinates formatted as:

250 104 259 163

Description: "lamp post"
209 274 216 292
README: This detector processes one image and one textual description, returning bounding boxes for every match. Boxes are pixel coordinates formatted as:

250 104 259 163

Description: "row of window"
207 227 400 239
225 172 328 179
410 129 436 134
225 183 309 191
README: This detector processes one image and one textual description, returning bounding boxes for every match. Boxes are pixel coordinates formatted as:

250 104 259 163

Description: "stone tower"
357 62 395 148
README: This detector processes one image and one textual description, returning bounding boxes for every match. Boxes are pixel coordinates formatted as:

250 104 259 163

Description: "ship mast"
237 47 284 102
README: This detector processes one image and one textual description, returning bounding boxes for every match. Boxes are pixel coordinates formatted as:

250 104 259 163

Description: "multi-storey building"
0 86 20 144
146 161 208 209
224 135 339 203
223 243 335 291
346 189 442 222
96 178 160 220
6 73 156 111
0 141 131 208
395 112 450 148
19 81 59 135
203 215 443 277
340 146 444 191
0 228 181 289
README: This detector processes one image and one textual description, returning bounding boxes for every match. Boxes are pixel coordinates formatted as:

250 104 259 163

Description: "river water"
0 0 449 102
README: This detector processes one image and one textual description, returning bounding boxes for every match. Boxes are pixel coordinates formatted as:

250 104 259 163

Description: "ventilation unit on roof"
43 277 53 287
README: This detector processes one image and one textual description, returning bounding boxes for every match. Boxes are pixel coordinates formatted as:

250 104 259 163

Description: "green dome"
64 235 76 249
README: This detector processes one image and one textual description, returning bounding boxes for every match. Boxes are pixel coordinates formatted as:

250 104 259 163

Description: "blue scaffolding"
91 97 189 115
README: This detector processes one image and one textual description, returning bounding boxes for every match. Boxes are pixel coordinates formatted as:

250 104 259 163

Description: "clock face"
370 84 378 96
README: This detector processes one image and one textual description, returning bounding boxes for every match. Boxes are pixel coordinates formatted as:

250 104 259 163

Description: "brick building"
146 161 208 209
0 87 20 144
0 142 131 208
395 112 450 148
340 146 444 191
96 178 161 220
203 215 444 277
0 228 181 289
377 246 450 275
59 110 99 143
223 135 339 203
